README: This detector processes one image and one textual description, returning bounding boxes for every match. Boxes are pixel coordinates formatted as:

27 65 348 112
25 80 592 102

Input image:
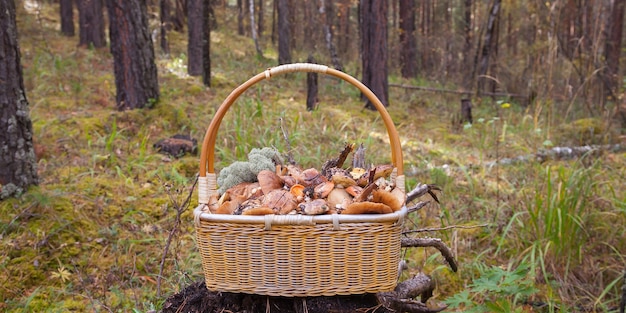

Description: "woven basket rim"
194 205 407 225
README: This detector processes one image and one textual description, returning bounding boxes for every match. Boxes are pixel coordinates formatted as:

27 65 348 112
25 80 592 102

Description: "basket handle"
198 63 404 204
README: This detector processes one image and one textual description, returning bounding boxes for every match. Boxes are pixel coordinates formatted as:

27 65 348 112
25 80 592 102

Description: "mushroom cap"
326 188 353 211
257 170 285 195
342 201 393 214
299 199 329 215
262 189 298 214
372 189 403 212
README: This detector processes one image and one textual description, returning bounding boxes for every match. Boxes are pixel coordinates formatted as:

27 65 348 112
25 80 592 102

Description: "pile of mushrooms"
206 145 406 216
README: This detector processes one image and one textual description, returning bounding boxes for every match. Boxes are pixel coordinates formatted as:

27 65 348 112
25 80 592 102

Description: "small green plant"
445 262 538 313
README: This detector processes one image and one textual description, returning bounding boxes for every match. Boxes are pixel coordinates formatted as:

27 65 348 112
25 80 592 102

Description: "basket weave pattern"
195 220 402 296
194 63 406 297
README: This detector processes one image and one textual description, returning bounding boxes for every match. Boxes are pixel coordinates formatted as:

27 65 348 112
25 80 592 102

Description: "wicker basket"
194 63 407 297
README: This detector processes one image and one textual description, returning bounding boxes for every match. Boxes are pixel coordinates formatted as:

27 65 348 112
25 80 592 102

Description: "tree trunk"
188 0 206 76
604 0 624 99
237 0 245 35
277 0 291 64
60 0 75 36
202 0 211 87
476 0 501 94
160 0 170 54
306 55 319 111
106 0 160 110
360 0 389 109
78 0 106 48
249 0 262 56
172 0 186 32
463 0 472 81
336 0 350 56
399 0 416 78
0 0 39 199
258 0 264 37
320 0 343 71
271 0 277 44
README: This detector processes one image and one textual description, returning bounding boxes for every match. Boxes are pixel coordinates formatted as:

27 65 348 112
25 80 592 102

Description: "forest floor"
1 2 625 313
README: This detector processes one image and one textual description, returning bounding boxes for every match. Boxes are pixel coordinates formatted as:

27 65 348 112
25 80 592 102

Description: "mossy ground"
1 3 625 312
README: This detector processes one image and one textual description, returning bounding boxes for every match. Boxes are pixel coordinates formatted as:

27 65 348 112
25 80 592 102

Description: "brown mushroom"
299 199 329 215
301 168 327 186
313 181 335 199
331 172 357 188
342 201 393 214
372 189 403 212
242 206 276 215
262 189 298 214
257 170 284 195
326 188 353 211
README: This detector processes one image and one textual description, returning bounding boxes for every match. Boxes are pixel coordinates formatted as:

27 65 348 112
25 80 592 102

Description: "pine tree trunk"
188 0 206 76
60 0 75 36
249 0 262 56
320 0 343 71
604 0 624 98
277 0 291 64
78 0 106 48
0 0 39 199
202 0 211 87
476 0 501 94
160 0 171 54
360 0 389 109
258 0 264 37
237 0 245 35
399 0 416 78
106 0 160 110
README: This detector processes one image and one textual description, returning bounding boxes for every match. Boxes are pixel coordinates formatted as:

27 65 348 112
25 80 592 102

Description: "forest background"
1 0 625 312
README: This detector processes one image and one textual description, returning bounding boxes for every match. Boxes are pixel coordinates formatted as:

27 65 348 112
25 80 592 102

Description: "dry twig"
157 175 199 297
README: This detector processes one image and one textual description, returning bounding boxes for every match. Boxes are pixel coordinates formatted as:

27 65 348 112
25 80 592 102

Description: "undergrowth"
1 2 624 312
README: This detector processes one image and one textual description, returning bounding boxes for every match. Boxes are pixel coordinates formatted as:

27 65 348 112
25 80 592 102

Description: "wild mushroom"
372 189 403 212
342 201 393 214
262 189 298 214
299 199 329 215
257 170 284 195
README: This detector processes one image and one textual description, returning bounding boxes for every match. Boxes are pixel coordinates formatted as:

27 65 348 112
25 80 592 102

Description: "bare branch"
401 237 458 272
404 223 489 234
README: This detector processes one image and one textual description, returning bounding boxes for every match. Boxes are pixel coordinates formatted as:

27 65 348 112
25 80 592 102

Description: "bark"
237 0 244 35
249 0 262 56
399 0 416 78
476 0 501 94
461 98 472 124
187 0 206 76
306 55 319 111
0 0 39 199
106 0 160 110
172 0 186 32
320 0 343 71
277 0 291 64
604 0 624 98
202 0 211 87
160 0 170 54
336 0 350 55
78 0 106 48
60 0 75 36
271 0 277 44
360 0 389 109
257 0 264 37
